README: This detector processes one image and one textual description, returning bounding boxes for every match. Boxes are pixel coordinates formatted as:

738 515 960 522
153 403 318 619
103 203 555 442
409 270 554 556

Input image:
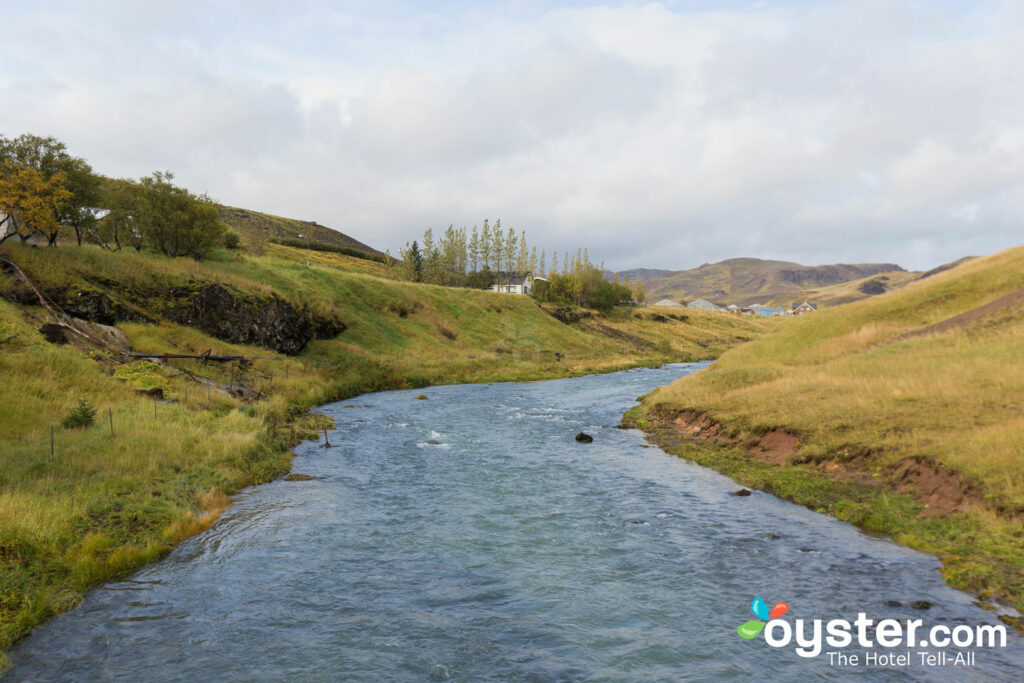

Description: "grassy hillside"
0 242 770 662
622 257 909 307
630 244 1024 623
263 242 392 277
217 205 385 258
761 269 919 308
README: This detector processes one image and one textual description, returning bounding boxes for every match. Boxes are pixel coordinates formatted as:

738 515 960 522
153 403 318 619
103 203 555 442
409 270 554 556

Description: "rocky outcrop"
164 283 344 355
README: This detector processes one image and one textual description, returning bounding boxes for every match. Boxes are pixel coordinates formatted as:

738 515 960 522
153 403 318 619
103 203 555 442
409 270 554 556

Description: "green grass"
634 243 1024 621
0 241 770 665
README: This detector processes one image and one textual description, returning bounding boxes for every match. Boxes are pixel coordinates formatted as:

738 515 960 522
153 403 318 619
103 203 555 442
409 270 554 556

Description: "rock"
74 318 132 352
575 432 593 443
911 600 933 610
415 395 428 400
615 423 630 429
165 283 345 355
426 440 440 445
884 600 905 607
766 533 782 540
732 489 752 496
39 323 70 344
284 473 315 481
64 289 116 325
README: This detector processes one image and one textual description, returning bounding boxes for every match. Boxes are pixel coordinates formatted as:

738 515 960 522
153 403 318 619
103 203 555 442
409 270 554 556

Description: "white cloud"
2 1 1022 271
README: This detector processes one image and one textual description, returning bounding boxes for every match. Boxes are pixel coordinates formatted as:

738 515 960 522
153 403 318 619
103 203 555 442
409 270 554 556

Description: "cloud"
2 1 1022 270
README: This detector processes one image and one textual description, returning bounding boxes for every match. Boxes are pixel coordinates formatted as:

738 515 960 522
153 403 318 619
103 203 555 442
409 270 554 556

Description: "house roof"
492 271 533 284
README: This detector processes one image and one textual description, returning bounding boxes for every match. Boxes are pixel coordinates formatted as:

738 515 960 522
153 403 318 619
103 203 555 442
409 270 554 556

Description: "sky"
1 0 1022 272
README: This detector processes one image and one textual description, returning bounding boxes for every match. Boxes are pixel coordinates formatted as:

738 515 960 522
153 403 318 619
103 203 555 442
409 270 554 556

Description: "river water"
4 363 1022 681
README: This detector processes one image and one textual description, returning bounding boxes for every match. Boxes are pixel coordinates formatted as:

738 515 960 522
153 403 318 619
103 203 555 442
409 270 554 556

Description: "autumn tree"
0 134 99 246
0 165 71 244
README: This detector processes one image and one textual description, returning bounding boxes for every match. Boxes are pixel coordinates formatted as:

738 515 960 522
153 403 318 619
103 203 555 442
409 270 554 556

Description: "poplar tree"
480 219 492 270
468 225 480 272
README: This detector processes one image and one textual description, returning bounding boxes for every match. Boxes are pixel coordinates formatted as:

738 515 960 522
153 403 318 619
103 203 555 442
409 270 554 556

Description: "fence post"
323 427 331 448
109 407 114 437
50 425 54 459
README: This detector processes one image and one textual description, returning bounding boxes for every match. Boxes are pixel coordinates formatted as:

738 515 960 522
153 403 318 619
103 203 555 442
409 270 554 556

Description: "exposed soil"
667 410 799 464
890 458 980 517
649 408 985 517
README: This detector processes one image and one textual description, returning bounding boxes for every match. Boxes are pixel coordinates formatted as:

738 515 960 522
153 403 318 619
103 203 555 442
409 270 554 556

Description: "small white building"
490 271 535 295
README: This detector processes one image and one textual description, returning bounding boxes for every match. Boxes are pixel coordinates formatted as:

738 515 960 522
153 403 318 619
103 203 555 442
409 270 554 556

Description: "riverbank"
624 244 1024 630
0 242 772 665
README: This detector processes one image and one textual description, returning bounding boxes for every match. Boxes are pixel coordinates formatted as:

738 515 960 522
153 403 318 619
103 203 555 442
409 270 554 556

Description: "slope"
629 244 1024 623
217 205 386 258
621 257 907 306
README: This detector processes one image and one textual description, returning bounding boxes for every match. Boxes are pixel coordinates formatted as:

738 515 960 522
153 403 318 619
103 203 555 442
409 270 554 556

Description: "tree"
480 219 492 270
468 225 480 272
399 240 423 281
134 171 224 258
0 134 100 246
504 226 516 273
0 165 71 245
492 219 503 272
516 230 528 272
91 178 143 251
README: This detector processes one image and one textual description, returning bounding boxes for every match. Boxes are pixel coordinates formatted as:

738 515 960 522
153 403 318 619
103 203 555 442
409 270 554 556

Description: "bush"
223 231 242 249
62 398 96 429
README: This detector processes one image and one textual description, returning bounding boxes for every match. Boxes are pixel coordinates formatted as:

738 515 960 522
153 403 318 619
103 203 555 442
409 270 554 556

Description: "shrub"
62 398 97 429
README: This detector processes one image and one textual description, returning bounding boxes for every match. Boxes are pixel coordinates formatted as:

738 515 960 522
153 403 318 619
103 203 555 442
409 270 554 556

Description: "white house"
0 213 13 241
490 271 535 295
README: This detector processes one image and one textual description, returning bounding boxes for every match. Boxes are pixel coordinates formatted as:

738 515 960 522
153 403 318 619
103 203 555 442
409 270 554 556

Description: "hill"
628 244 1024 625
0 241 771 662
619 257 908 307
217 205 386 258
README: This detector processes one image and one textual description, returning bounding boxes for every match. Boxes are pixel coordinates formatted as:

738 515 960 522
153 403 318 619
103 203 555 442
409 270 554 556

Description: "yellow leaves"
0 165 72 242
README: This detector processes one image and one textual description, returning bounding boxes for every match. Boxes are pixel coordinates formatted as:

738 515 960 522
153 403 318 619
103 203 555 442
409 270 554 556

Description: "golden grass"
640 244 1024 613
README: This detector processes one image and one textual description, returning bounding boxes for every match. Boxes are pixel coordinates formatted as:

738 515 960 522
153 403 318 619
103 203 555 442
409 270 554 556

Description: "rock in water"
415 395 428 400
732 489 752 496
575 432 593 443
284 473 315 481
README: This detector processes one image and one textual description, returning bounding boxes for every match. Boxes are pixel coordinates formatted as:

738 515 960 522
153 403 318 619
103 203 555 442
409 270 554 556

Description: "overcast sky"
2 1 1022 271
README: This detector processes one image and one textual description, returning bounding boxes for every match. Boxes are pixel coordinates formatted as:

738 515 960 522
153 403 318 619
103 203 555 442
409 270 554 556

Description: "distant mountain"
616 257 910 307
217 205 386 258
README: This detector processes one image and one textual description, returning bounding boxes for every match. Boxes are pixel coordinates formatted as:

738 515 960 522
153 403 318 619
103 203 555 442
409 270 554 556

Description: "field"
0 242 770 662
633 244 1024 622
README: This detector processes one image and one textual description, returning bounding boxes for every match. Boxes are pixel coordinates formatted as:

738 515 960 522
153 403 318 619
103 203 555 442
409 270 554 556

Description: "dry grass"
640 244 1024 612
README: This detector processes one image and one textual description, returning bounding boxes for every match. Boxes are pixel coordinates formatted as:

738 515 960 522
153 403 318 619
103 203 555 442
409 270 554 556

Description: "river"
4 363 1022 681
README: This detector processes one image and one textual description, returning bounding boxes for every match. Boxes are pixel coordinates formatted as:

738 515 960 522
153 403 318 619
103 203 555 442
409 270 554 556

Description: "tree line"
394 223 645 311
1 134 225 258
